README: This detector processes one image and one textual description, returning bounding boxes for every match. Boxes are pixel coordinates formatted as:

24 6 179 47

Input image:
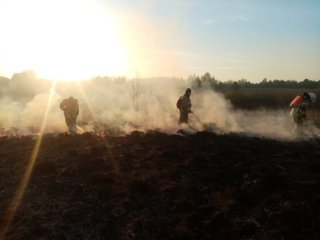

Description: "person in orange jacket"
290 92 316 128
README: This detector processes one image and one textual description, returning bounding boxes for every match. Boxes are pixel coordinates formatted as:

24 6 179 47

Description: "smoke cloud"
0 71 319 140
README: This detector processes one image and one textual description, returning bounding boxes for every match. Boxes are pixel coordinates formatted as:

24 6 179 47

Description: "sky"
0 0 319 82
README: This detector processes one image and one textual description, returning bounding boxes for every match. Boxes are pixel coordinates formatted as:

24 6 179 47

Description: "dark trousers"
64 112 78 134
179 111 189 124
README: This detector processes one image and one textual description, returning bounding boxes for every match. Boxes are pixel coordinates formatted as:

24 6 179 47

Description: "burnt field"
1 131 320 240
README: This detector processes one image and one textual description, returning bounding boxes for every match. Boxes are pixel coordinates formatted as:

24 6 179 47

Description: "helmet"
307 92 316 103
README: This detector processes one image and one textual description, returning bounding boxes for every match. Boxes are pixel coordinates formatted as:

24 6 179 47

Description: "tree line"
190 72 320 90
1 71 319 92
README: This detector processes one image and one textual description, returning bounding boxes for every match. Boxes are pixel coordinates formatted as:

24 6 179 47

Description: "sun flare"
0 0 130 81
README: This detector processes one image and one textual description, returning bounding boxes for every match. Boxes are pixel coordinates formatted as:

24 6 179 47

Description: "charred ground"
1 131 320 239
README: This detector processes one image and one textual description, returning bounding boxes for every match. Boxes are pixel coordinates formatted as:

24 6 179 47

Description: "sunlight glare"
0 0 129 81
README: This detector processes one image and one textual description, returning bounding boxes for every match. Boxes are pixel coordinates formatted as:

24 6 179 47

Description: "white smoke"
0 73 319 140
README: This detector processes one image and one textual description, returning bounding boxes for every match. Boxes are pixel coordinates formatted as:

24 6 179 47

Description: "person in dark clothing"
177 88 193 124
60 96 79 134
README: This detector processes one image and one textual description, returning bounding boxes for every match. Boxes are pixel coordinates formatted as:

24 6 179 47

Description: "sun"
0 0 130 81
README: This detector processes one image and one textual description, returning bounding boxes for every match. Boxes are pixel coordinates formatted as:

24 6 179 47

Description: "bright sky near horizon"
0 0 319 82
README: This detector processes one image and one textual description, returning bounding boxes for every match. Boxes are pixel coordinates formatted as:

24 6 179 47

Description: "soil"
1 131 320 240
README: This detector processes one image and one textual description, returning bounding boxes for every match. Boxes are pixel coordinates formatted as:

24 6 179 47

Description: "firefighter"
290 92 316 129
60 96 79 134
177 88 193 124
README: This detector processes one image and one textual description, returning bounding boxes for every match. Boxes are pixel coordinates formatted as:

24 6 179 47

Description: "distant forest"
1 71 320 90
190 72 320 90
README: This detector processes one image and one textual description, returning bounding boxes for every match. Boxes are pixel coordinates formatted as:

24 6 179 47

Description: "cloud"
201 14 249 25
202 18 216 25
226 14 249 22
171 50 196 57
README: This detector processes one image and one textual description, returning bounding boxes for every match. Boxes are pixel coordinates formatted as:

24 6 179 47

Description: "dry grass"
220 88 320 125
